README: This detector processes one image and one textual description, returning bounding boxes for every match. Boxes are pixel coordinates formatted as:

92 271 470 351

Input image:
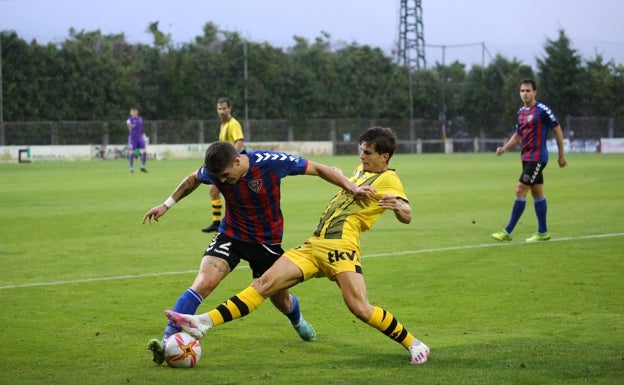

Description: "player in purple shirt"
491 79 567 242
142 141 364 365
126 107 147 173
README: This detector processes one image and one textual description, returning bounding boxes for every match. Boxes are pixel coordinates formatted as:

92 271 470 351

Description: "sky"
1 0 623 68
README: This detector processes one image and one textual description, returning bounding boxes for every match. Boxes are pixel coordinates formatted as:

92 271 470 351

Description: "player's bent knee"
346 302 373 321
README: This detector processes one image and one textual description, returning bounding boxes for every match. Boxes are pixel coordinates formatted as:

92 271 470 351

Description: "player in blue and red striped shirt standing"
142 141 364 365
491 78 567 242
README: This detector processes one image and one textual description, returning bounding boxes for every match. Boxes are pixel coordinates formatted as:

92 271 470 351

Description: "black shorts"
203 233 284 278
519 161 547 186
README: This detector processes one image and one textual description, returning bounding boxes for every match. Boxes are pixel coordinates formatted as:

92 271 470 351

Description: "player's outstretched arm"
142 172 202 224
305 161 376 200
142 205 167 224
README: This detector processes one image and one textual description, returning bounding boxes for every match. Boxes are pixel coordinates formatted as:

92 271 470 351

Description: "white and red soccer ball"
164 332 202 368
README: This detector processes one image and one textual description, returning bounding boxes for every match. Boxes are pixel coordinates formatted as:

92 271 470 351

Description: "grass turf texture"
0 153 622 385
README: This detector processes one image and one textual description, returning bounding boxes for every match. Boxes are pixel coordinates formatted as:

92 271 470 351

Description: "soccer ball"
164 332 202 368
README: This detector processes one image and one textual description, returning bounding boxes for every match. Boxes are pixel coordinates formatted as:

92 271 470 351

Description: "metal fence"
1 116 622 153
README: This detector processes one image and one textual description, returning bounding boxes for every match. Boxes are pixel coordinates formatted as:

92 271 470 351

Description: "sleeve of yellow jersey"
228 119 244 143
370 170 408 202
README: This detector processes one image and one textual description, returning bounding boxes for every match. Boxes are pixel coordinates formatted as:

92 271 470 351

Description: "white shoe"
165 310 211 339
408 341 430 364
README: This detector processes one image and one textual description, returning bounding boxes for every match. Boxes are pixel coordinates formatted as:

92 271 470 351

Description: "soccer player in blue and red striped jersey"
142 141 362 365
165 127 431 365
491 78 567 242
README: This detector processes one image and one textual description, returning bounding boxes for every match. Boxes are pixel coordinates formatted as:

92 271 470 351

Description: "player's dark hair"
217 97 231 107
358 127 398 160
204 141 238 175
520 78 537 90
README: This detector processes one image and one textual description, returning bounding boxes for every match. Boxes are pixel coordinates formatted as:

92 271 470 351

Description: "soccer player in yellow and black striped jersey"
201 97 245 233
167 127 430 365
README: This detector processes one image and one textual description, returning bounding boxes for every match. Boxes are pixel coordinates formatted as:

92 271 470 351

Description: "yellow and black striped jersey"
313 164 408 244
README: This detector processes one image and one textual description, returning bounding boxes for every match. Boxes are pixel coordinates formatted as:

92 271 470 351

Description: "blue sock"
535 197 548 233
163 288 203 341
504 198 526 234
284 294 302 325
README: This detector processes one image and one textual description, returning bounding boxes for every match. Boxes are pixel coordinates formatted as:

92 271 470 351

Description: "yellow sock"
211 199 222 222
367 306 415 348
208 286 266 326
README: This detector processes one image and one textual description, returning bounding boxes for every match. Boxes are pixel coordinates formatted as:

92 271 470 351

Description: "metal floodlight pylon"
397 0 426 70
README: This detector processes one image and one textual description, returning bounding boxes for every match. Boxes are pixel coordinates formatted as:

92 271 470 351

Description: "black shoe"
140 167 148 173
201 221 220 233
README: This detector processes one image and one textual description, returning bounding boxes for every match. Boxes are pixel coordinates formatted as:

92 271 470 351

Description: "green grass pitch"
0 152 623 385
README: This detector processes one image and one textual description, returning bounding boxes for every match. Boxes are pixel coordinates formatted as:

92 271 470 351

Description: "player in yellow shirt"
202 97 245 232
167 126 430 365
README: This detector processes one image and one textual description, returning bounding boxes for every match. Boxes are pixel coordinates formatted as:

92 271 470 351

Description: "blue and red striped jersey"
197 150 308 244
515 102 559 163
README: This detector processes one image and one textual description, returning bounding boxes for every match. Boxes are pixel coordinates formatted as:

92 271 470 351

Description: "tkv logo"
327 249 358 263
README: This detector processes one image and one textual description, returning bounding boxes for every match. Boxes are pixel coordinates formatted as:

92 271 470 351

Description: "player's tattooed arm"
170 172 202 202
142 172 203 224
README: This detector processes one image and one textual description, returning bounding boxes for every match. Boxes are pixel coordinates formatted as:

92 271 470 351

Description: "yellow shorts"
284 236 362 281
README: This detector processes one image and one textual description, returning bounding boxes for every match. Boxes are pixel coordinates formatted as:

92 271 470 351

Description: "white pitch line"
0 270 198 290
364 232 624 258
1 232 623 290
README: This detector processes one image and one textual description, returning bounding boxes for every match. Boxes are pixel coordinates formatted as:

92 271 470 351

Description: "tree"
147 22 171 51
331 43 409 119
536 30 583 120
459 55 534 137
582 55 624 116
1 32 58 120
57 29 134 120
2 24 622 138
